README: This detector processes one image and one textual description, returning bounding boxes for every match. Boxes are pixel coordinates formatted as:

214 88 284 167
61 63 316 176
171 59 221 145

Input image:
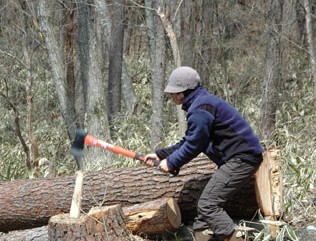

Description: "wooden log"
48 204 132 241
0 198 180 241
255 148 283 217
255 148 283 238
123 197 181 236
0 157 259 232
0 226 48 241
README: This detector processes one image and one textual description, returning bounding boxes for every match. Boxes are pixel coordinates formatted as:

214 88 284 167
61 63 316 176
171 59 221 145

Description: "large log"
0 157 258 233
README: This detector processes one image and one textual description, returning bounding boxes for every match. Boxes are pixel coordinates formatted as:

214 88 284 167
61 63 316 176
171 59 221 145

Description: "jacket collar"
182 87 207 111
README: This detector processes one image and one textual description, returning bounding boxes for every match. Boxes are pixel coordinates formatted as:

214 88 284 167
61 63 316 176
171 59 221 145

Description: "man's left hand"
158 159 171 173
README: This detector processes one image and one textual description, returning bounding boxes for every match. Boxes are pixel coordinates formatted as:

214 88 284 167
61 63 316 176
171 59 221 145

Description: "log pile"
0 157 260 235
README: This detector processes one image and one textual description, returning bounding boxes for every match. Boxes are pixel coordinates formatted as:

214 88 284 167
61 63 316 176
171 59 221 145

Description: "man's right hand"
143 153 160 167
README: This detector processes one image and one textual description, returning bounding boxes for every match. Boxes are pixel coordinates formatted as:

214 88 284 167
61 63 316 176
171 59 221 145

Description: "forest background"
0 0 315 233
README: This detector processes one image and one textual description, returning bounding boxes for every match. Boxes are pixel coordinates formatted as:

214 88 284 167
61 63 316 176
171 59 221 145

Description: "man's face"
170 93 184 105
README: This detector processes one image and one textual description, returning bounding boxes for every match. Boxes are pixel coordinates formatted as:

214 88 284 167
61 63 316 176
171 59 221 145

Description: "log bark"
0 226 48 241
0 157 259 233
0 198 180 241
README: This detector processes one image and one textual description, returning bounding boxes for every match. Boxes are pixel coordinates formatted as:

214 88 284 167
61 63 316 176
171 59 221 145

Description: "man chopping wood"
144 66 263 241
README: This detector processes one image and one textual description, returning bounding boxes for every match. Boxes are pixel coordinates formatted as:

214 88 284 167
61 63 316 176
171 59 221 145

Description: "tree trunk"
76 1 111 169
76 0 90 128
0 157 258 233
108 0 125 127
62 0 76 107
95 0 137 117
303 0 316 107
259 0 283 144
145 0 166 150
38 0 77 141
156 6 187 137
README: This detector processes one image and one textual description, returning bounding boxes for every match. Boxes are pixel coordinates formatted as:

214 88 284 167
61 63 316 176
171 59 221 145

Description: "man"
144 66 263 241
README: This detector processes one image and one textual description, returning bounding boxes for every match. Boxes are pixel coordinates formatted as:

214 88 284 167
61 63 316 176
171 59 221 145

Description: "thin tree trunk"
86 10 110 169
260 0 283 144
108 0 125 127
76 1 110 169
303 0 316 107
156 7 186 137
145 0 166 150
76 0 90 128
20 0 39 171
38 0 77 141
95 0 137 117
63 0 76 107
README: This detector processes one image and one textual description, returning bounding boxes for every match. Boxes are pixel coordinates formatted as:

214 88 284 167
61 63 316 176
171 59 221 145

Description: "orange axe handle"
71 129 178 175
84 134 158 165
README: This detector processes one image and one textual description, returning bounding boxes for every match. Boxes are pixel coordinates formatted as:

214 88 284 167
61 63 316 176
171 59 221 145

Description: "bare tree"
62 0 76 107
144 0 166 149
38 0 77 141
156 2 186 137
20 0 39 172
107 0 125 128
76 0 111 169
303 0 316 107
260 0 283 144
76 0 90 128
95 0 138 120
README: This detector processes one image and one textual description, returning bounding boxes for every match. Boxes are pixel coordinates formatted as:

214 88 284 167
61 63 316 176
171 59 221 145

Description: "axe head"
71 129 88 157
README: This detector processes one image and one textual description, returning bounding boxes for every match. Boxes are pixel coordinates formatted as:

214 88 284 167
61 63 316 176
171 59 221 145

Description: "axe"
70 129 179 175
71 129 160 165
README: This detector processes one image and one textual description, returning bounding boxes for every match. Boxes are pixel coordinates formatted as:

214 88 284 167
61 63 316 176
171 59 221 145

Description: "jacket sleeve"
166 109 214 170
155 139 185 160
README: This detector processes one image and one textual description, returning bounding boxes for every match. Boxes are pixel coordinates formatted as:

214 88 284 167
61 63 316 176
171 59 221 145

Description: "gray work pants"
193 157 260 237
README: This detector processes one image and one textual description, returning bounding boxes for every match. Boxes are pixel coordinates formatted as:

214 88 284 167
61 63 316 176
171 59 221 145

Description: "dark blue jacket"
156 87 263 170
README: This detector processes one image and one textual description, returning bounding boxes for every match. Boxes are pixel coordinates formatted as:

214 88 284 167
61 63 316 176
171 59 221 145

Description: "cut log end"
123 197 182 236
166 197 182 229
255 148 282 217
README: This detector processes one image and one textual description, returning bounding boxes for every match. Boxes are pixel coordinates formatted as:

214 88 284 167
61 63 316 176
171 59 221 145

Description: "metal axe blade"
71 129 88 157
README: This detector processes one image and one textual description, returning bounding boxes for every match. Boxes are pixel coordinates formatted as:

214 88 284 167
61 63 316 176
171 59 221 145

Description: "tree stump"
48 204 132 241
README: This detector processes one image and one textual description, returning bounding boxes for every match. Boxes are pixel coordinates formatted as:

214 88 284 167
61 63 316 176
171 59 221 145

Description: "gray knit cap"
164 66 201 93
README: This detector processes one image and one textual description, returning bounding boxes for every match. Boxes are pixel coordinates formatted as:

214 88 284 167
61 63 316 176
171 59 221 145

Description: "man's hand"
157 159 171 173
144 154 175 175
144 153 160 167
